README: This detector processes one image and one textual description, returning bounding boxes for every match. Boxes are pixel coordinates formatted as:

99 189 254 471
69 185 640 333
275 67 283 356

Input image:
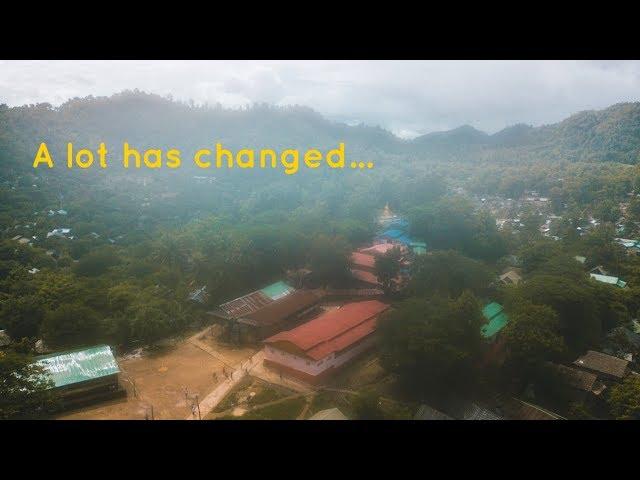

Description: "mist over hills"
2 91 640 177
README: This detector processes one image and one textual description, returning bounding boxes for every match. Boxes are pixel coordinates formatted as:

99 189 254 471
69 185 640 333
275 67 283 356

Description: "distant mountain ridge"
410 102 640 163
1 92 640 172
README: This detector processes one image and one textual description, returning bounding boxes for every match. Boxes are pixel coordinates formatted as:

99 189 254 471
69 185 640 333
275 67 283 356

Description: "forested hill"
1 92 640 177
410 102 640 163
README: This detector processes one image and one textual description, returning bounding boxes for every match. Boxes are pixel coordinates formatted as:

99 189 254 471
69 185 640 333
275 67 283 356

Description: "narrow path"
297 394 315 420
184 326 317 419
185 350 261 420
187 328 237 368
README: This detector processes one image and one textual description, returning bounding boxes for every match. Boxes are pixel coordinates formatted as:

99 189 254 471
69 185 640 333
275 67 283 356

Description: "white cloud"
1 60 639 138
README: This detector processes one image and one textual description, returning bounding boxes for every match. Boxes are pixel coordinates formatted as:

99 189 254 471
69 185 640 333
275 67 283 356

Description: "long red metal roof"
359 243 398 256
351 252 376 269
264 300 390 360
351 269 381 286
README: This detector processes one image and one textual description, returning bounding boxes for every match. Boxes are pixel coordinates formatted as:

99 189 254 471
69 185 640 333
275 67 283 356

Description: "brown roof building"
556 364 602 392
573 350 630 382
504 398 565 420
499 270 522 286
236 290 322 343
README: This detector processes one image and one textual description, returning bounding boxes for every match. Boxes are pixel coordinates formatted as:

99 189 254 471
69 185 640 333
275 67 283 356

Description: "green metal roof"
35 345 119 388
481 312 509 338
482 302 503 321
260 281 295 300
481 302 509 338
410 241 427 248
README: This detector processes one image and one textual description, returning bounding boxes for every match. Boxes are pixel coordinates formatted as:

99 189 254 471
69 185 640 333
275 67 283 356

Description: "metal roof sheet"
481 312 509 338
351 252 376 269
35 345 119 388
482 302 503 321
590 273 627 288
260 281 295 301
264 300 389 360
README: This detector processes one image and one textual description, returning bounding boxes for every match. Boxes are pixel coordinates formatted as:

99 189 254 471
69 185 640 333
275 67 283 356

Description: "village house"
553 364 607 405
350 251 383 288
209 281 297 343
47 228 72 239
350 243 409 290
481 302 509 340
235 289 322 343
350 269 382 288
188 285 209 304
351 251 376 273
210 281 295 321
359 243 403 257
262 300 390 384
615 238 640 256
34 345 125 410
589 273 627 289
573 350 631 383
499 269 522 286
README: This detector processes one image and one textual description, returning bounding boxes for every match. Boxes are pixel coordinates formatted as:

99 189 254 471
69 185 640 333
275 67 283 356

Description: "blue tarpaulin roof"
381 229 404 239
396 235 413 245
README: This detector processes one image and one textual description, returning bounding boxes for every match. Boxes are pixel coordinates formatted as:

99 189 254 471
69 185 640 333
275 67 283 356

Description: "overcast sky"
1 60 639 138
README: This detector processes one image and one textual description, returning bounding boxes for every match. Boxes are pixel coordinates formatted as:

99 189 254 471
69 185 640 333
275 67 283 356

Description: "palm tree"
152 233 188 272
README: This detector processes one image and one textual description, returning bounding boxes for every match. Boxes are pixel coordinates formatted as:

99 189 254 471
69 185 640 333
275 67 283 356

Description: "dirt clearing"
59 340 231 420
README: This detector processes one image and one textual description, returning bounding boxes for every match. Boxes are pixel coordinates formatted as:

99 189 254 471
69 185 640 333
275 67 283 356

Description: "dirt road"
59 327 256 420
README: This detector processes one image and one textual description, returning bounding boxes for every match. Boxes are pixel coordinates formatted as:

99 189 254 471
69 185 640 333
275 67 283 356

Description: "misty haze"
2 60 640 421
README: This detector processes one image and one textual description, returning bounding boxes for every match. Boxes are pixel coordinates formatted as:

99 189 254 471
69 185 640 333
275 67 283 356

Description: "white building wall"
264 334 377 377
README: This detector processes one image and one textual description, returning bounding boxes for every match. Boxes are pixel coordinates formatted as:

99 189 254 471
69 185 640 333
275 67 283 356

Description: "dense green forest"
3 92 640 419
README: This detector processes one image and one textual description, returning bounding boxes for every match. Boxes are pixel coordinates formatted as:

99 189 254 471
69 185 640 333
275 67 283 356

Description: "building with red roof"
351 251 376 271
351 268 382 287
263 300 390 384
359 243 405 257
350 251 383 288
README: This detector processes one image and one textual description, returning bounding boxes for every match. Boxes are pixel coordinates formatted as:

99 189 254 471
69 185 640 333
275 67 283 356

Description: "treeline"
4 93 640 178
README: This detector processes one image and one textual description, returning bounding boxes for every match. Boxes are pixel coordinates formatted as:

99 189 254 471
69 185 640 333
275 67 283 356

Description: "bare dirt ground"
58 326 257 420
